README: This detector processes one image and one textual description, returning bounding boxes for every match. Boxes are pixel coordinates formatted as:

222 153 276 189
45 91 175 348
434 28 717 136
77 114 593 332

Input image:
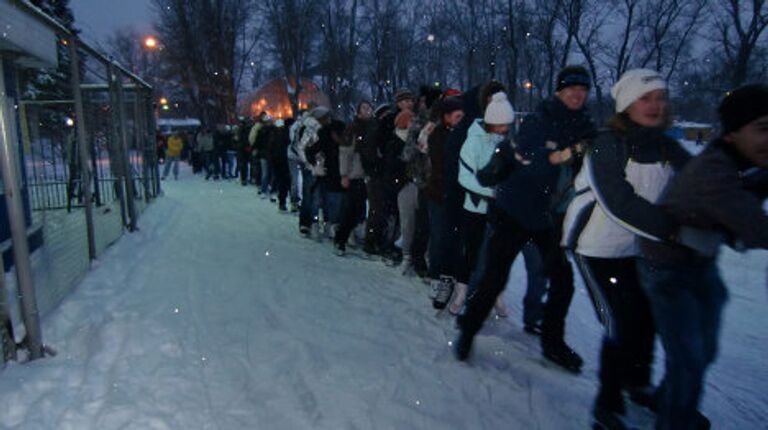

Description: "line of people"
204 70 767 430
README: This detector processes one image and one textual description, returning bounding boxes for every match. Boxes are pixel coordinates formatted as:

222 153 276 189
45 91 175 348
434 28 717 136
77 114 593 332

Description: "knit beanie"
718 84 768 134
373 103 391 118
611 69 667 113
395 88 414 103
556 66 591 92
483 92 515 125
438 95 464 115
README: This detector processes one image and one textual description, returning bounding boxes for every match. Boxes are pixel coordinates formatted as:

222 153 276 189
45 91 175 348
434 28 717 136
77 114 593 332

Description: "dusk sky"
69 0 155 45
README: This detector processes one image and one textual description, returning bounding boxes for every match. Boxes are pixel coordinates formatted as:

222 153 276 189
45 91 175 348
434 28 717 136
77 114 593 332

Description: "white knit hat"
484 92 515 125
611 69 667 113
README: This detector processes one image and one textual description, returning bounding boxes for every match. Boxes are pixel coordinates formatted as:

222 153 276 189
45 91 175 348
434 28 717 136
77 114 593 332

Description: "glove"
310 163 327 177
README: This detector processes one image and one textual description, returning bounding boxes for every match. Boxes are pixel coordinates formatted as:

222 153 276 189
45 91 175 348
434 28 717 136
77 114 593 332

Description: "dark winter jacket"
562 122 690 257
359 115 389 178
307 120 345 192
494 97 596 230
444 85 483 217
641 140 768 262
424 123 452 204
377 111 407 192
254 124 274 159
266 126 290 167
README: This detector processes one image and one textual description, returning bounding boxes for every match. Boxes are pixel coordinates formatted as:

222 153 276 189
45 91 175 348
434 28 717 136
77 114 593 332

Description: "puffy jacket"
562 123 690 258
166 135 184 157
458 120 502 214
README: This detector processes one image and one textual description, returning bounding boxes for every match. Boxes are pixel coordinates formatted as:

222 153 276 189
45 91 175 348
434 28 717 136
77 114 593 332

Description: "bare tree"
153 0 253 125
262 0 322 113
713 0 768 87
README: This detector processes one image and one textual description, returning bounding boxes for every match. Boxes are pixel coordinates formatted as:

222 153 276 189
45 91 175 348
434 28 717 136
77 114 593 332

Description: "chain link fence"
1 0 159 364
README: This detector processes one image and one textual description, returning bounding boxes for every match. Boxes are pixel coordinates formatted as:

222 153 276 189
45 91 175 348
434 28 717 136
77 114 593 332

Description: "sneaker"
542 341 583 373
433 276 455 310
448 282 468 315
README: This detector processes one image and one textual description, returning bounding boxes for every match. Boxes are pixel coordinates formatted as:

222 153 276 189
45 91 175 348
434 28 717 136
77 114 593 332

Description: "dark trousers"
299 167 317 229
335 179 367 248
364 177 386 250
574 255 655 411
637 258 727 430
411 192 430 269
272 160 290 207
238 152 252 184
458 207 574 345
458 209 487 285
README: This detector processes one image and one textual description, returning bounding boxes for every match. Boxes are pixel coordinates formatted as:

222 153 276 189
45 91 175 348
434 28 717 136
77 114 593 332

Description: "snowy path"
0 165 766 430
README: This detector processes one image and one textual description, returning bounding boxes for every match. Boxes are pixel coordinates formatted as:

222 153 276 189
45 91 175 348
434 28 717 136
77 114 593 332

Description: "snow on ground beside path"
0 164 766 430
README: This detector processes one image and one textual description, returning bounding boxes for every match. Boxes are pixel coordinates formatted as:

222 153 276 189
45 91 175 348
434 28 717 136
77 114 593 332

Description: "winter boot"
290 202 300 213
494 296 509 318
454 330 474 361
542 340 583 373
448 282 468 315
333 242 346 257
433 275 455 310
299 225 311 238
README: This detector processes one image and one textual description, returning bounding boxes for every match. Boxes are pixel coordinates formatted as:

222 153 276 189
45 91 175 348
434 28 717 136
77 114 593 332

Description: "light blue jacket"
458 120 502 214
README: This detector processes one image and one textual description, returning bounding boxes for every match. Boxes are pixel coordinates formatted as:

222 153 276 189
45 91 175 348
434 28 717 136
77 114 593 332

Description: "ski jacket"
494 97 596 231
424 123 452 204
297 116 323 166
562 124 690 258
166 135 184 157
640 140 768 262
288 112 310 162
458 120 502 214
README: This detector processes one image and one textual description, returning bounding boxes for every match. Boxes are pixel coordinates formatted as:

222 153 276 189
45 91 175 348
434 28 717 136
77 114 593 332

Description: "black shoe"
363 243 380 256
299 225 311 237
542 341 583 373
454 331 473 361
592 406 632 430
626 385 656 410
278 205 288 212
333 243 346 256
523 323 543 336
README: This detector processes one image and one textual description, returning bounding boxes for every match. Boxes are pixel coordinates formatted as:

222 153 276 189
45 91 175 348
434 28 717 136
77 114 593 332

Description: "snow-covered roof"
673 120 713 129
157 118 202 127
0 0 59 68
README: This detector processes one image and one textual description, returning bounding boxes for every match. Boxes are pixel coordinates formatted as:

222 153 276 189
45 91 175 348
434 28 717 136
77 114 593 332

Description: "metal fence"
0 0 160 365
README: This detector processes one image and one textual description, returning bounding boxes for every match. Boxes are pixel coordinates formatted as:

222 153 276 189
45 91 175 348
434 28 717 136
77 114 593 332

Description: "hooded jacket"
562 122 690 258
458 120 502 214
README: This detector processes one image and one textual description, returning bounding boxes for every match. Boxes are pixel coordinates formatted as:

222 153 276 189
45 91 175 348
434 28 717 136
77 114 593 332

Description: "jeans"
226 150 237 177
335 179 367 248
428 200 453 279
288 159 303 204
259 158 272 194
637 258 727 430
162 155 180 179
314 182 343 225
522 243 548 327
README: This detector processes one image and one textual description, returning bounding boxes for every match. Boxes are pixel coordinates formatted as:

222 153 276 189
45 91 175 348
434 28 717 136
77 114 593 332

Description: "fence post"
146 92 160 197
69 41 96 260
0 57 43 360
112 66 137 232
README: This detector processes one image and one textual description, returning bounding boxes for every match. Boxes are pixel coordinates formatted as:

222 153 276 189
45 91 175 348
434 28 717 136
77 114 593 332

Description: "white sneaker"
432 276 455 310
448 282 468 315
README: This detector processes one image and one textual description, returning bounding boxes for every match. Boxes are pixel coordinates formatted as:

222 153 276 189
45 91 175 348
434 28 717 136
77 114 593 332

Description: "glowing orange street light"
144 36 158 49
159 97 168 105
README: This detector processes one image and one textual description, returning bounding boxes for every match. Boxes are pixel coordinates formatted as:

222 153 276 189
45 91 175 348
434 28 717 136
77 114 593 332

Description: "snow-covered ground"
0 165 765 430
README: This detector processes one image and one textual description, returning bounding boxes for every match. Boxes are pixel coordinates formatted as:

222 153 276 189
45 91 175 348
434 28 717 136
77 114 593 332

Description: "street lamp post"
524 80 534 112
